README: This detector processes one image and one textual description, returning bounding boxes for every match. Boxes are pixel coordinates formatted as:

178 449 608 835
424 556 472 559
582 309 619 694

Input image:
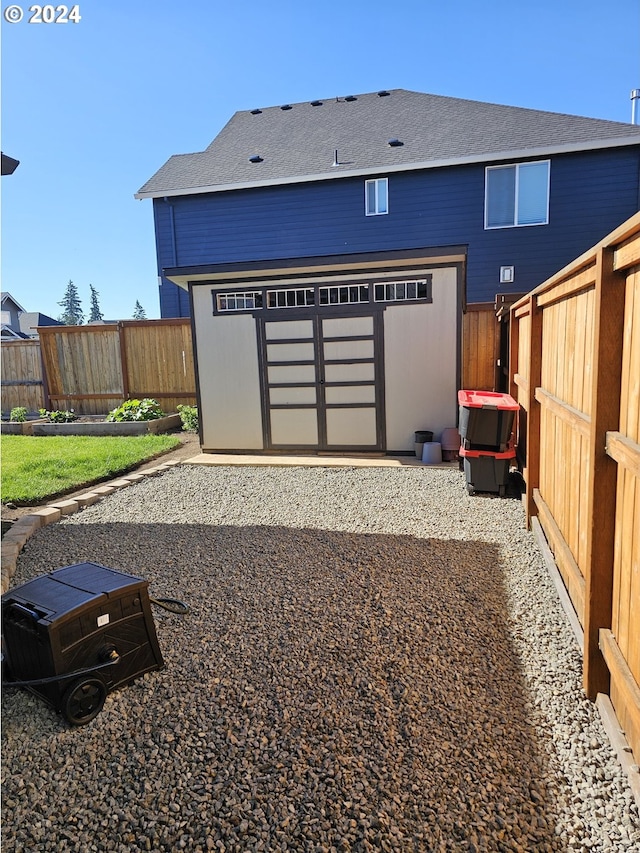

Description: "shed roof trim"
136 89 640 199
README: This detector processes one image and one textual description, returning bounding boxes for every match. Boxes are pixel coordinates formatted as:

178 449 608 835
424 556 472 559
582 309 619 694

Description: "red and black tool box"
460 442 516 497
1 562 164 725
458 389 519 452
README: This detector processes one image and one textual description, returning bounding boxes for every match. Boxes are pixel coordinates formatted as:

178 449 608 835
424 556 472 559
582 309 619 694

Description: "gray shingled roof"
136 89 640 198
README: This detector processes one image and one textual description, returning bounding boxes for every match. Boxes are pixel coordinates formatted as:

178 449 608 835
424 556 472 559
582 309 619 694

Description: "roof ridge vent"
344 95 358 102
250 109 262 115
280 104 292 111
310 99 323 106
377 90 391 97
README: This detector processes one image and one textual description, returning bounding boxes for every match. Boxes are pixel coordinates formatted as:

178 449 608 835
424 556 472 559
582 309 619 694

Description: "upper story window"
365 178 388 216
485 160 550 229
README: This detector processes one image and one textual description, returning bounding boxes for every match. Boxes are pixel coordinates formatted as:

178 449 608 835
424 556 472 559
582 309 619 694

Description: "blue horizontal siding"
156 147 640 316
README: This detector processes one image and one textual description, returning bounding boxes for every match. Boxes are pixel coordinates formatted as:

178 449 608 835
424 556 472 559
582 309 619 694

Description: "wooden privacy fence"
29 319 197 415
510 212 640 765
1 339 46 414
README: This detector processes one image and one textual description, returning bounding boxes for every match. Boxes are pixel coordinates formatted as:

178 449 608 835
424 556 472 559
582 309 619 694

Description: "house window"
485 160 550 228
365 178 388 216
266 288 315 309
319 285 369 305
216 291 263 312
373 278 432 303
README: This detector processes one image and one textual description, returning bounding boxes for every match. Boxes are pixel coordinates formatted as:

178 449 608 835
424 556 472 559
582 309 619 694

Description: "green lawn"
1 434 181 504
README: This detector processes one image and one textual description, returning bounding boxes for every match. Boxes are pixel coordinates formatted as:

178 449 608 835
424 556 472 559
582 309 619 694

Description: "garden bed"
30 414 182 436
1 419 47 436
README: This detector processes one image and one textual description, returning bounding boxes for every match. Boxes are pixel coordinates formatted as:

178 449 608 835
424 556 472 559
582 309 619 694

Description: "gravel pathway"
2 465 639 852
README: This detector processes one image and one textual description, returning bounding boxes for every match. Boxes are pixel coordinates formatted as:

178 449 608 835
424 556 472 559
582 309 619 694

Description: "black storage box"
458 390 519 451
2 562 164 725
460 444 516 496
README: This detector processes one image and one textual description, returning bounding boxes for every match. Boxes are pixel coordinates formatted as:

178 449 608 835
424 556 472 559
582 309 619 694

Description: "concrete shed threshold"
183 452 459 469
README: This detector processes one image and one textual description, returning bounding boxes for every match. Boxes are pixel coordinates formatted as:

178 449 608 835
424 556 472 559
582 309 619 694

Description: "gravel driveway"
2 464 639 852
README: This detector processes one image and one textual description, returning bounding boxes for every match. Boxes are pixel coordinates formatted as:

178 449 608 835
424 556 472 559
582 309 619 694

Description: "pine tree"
88 284 104 322
57 280 84 325
133 300 147 320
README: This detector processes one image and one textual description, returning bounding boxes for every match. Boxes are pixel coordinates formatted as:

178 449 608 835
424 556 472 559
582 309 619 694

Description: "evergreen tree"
57 280 84 325
133 300 147 320
88 284 104 322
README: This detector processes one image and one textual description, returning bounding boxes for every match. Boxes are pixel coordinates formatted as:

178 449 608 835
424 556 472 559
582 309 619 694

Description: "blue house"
136 90 640 454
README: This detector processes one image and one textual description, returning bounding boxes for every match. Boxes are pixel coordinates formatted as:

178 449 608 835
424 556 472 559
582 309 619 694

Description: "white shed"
179 251 464 454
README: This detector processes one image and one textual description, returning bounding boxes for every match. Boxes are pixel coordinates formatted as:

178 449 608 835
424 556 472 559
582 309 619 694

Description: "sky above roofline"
1 0 639 320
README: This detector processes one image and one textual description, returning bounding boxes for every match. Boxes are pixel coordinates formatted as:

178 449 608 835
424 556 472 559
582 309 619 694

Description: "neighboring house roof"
1 292 26 313
1 325 27 339
18 312 62 337
136 89 640 199
1 153 20 175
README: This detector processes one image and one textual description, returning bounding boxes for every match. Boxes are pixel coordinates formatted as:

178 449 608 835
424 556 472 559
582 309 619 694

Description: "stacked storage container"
457 390 519 496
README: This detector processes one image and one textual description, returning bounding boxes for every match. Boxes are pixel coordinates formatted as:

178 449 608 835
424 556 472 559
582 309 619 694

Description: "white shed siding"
383 267 458 451
192 288 263 450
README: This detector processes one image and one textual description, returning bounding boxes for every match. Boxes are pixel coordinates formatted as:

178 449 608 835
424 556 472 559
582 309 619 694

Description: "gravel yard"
2 464 639 852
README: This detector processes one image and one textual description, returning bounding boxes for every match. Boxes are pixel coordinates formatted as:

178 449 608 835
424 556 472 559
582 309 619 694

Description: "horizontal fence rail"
510 211 640 766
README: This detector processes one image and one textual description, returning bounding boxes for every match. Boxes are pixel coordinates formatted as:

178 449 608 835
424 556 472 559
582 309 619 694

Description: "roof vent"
280 104 292 111
310 99 323 106
377 90 390 97
248 155 263 163
387 138 404 147
344 95 357 102
250 109 262 115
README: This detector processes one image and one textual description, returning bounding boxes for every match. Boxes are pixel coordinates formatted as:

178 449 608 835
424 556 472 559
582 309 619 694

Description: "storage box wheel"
62 676 107 726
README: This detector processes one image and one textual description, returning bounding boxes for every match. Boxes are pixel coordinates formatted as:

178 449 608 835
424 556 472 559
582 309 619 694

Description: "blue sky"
2 0 639 321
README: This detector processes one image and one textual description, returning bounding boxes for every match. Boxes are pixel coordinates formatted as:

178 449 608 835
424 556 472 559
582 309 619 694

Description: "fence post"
117 322 130 400
583 246 625 699
39 341 51 412
524 294 543 527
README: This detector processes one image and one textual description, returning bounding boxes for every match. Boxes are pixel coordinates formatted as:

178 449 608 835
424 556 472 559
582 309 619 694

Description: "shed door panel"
261 313 382 451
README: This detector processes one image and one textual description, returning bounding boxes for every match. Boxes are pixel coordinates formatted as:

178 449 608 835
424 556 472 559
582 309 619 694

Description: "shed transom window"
319 285 370 305
374 278 431 302
485 160 550 229
267 288 315 309
216 291 263 311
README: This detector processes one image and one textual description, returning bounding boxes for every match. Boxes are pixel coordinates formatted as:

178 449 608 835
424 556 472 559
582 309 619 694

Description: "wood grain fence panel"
0 340 45 413
40 326 123 414
516 312 530 407
121 320 196 413
462 306 497 391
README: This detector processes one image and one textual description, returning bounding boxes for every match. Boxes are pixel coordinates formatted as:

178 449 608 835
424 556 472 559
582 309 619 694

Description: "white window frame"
373 278 432 303
365 178 389 216
484 160 550 229
215 290 263 312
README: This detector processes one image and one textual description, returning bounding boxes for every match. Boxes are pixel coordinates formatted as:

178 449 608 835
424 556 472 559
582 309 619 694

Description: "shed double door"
261 312 383 451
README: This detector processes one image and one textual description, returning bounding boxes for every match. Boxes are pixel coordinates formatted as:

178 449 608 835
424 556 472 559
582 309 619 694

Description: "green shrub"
106 398 165 422
177 404 198 432
10 407 27 423
39 408 77 423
